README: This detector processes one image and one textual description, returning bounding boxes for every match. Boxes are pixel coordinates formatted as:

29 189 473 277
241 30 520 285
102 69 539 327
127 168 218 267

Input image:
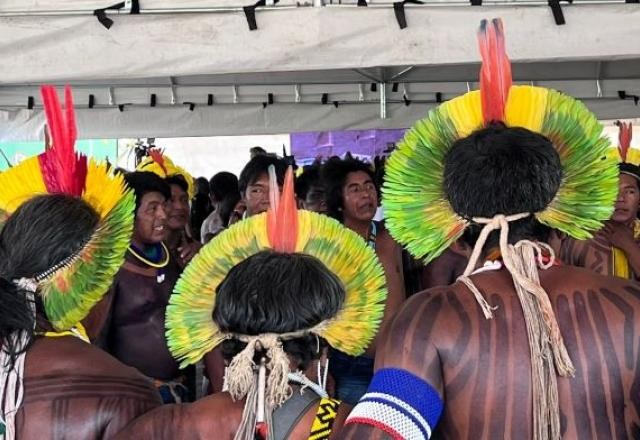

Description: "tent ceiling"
1 2 640 140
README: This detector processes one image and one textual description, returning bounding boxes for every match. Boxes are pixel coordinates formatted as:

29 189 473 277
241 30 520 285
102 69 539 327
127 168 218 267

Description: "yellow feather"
83 160 128 220
505 86 548 132
446 91 483 138
0 156 47 213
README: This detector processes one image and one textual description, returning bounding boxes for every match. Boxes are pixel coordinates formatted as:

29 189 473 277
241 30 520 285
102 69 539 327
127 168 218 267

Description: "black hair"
214 251 345 370
166 174 189 195
322 156 377 222
619 163 640 191
295 163 324 201
238 156 287 195
124 171 171 211
444 123 563 246
209 172 239 202
0 194 99 366
195 177 210 196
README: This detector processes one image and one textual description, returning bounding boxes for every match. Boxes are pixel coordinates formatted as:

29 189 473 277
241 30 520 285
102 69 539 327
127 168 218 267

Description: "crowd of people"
1 19 640 440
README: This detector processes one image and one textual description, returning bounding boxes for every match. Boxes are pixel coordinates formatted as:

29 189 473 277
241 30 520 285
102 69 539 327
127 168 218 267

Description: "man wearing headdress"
0 86 160 439
560 122 640 280
136 150 202 268
115 167 387 439
95 171 189 404
341 19 640 439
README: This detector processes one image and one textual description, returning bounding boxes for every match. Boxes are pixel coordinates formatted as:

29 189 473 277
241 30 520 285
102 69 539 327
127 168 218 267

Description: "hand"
177 240 202 266
602 222 636 251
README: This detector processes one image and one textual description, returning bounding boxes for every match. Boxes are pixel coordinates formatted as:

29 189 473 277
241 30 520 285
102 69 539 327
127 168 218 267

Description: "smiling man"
93 171 187 404
560 125 640 280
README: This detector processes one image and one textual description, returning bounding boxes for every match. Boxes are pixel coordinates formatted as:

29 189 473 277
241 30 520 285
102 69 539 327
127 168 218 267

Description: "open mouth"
154 225 165 232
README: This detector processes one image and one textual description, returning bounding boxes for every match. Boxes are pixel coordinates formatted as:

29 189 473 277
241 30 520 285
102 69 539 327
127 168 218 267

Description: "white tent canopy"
1 1 640 140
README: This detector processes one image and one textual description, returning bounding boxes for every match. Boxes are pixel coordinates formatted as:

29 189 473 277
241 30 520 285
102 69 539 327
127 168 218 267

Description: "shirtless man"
203 155 288 393
0 85 160 439
560 164 640 280
322 157 405 405
117 169 386 439
341 19 634 438
97 172 186 403
137 151 202 267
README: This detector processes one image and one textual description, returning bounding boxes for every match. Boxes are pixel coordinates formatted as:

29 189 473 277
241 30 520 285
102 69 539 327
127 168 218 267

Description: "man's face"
342 171 377 223
612 173 640 224
243 173 281 217
133 191 169 245
302 184 327 213
167 183 189 231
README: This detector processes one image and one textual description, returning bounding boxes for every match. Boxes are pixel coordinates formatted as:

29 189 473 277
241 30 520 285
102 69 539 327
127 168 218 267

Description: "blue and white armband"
345 368 443 439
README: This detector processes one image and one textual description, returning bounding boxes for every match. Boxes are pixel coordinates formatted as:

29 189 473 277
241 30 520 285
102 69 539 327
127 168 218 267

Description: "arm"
374 233 406 348
203 347 226 394
603 222 640 277
339 293 446 439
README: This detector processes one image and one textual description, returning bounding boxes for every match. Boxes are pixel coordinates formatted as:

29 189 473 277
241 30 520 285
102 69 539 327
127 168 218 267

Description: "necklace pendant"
157 273 165 284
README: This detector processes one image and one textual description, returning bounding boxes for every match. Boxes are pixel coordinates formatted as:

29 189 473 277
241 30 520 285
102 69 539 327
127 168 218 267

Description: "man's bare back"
341 265 640 438
16 336 161 439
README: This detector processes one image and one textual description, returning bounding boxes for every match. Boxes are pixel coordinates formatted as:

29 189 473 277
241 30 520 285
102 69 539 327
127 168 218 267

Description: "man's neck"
130 238 159 253
165 230 181 249
344 217 371 239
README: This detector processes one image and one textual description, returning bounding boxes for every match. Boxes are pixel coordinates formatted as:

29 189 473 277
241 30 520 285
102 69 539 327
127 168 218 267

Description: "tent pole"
379 82 386 120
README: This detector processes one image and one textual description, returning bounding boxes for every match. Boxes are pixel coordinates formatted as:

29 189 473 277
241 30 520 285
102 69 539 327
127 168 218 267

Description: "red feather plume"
267 167 298 253
477 18 512 125
617 121 633 162
148 148 169 176
39 85 87 196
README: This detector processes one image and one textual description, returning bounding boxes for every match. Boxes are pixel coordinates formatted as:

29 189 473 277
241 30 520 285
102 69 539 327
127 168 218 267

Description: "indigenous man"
239 154 288 218
116 168 387 439
322 156 405 405
203 155 288 392
341 19 640 439
0 86 160 439
560 122 640 280
137 150 201 268
200 171 241 243
295 161 327 213
97 171 187 404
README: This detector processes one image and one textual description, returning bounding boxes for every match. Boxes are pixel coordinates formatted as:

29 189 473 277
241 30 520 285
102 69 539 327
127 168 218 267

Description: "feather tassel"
477 18 512 125
39 85 87 196
267 167 297 253
618 121 633 162
148 149 168 176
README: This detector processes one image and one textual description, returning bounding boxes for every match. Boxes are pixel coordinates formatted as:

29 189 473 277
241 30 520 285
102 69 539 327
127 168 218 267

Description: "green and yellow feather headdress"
166 167 387 368
136 149 195 199
0 85 134 331
383 19 618 262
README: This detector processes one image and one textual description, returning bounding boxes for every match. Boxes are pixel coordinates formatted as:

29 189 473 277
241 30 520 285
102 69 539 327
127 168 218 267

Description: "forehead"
170 183 187 196
619 173 640 190
140 191 166 206
344 170 373 186
249 173 269 187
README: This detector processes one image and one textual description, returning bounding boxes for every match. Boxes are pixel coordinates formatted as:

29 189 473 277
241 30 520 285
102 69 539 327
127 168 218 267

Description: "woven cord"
457 213 575 440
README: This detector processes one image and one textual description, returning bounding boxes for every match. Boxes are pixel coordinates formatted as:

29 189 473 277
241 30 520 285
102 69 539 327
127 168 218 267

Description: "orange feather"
477 18 512 125
39 85 87 196
618 121 633 162
267 167 298 253
148 148 168 176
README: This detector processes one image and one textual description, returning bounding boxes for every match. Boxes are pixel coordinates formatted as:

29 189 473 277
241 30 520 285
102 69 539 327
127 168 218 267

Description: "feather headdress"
137 148 195 199
0 85 134 330
166 166 387 367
